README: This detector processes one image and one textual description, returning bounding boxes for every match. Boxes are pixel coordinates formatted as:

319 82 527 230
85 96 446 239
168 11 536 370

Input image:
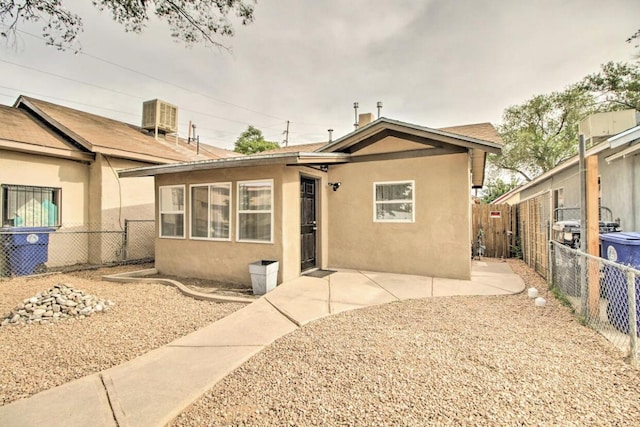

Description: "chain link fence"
0 220 154 278
550 241 638 367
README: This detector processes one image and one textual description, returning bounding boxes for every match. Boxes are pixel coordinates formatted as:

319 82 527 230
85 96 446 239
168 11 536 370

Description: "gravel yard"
173 259 640 426
0 264 245 406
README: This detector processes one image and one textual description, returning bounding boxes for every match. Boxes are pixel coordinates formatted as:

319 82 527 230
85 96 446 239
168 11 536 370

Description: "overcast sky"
1 0 638 150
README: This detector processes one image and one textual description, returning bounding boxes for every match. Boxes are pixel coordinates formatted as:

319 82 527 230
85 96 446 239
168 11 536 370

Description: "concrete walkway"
0 261 524 427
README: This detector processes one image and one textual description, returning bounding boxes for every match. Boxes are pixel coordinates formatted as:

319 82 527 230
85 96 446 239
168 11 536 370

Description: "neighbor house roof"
263 142 327 154
119 117 502 184
439 122 503 145
12 96 237 164
0 105 93 161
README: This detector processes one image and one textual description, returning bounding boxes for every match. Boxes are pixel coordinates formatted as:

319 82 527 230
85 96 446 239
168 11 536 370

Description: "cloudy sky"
1 0 638 150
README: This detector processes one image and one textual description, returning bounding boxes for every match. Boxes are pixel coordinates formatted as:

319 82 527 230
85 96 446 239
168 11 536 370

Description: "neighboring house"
493 110 640 231
119 114 502 286
0 96 238 274
490 110 640 277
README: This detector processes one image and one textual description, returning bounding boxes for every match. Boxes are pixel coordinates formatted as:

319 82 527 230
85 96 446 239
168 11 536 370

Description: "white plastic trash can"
249 260 279 295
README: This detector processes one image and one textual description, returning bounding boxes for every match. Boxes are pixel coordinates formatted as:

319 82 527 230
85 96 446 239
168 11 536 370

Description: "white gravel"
172 259 640 426
0 265 245 406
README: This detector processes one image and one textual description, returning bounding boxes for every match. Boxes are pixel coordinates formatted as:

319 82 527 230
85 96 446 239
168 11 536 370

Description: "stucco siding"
327 153 472 279
600 151 639 231
0 149 88 225
101 156 156 226
154 166 286 284
0 149 89 268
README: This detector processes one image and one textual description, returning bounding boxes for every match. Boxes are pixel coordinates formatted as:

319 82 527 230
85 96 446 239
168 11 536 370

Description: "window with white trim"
190 183 231 240
159 185 185 238
374 181 415 222
1 184 61 227
237 180 273 243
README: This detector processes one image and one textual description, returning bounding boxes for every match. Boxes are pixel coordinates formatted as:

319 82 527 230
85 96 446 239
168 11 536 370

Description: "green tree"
491 61 640 182
628 29 640 58
493 84 595 181
234 126 279 154
480 176 520 204
581 61 640 111
0 0 255 49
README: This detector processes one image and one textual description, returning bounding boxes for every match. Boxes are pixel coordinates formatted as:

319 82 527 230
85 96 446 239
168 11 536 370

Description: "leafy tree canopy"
480 175 520 204
234 125 279 154
0 0 255 50
491 61 640 182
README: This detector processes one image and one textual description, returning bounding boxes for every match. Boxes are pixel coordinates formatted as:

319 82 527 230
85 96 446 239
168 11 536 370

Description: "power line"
0 59 142 100
17 29 289 122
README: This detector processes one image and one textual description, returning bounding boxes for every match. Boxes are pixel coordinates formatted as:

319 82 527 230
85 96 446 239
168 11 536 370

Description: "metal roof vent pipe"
328 129 334 143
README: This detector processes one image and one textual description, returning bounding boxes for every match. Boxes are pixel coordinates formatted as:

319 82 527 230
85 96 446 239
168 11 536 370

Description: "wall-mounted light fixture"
328 182 341 191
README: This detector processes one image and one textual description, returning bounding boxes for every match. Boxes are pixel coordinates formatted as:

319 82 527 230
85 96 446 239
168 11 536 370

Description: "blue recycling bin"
600 232 640 334
2 227 55 276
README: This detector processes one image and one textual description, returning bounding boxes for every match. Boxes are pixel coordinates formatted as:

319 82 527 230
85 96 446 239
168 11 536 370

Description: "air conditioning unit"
578 109 637 146
142 99 178 134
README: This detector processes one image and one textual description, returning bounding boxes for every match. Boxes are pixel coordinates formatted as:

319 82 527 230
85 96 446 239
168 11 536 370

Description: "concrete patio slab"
264 276 330 326
0 374 115 427
329 270 398 314
361 271 433 300
471 260 515 275
171 298 297 347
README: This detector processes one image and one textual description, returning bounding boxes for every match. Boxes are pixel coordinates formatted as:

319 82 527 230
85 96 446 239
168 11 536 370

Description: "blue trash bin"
2 227 55 276
600 232 640 335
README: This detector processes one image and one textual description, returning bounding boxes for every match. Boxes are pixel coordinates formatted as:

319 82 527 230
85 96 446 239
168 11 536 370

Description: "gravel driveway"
172 259 640 426
0 265 245 406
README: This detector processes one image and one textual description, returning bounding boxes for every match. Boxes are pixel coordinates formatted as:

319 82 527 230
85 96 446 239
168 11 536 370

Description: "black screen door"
300 177 317 271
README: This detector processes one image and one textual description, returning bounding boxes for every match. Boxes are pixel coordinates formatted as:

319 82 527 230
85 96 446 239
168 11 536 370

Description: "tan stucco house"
120 115 502 286
0 96 237 274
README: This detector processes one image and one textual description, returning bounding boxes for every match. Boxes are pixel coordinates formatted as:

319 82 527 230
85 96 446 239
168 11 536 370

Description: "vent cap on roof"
142 99 178 134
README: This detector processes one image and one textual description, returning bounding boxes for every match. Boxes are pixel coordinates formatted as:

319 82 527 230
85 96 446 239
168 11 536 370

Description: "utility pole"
283 120 290 147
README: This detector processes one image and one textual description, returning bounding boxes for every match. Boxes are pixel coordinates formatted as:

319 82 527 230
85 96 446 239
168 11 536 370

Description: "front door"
300 177 317 271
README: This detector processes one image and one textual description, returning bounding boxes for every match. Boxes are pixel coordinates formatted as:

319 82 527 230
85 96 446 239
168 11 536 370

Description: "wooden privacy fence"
516 193 551 278
472 204 515 259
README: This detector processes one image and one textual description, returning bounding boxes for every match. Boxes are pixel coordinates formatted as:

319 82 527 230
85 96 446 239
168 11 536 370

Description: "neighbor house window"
1 184 61 227
374 180 415 222
237 180 273 243
159 185 185 238
190 183 231 240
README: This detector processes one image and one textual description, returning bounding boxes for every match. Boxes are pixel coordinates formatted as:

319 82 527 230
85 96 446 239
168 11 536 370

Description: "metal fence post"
123 219 129 262
579 255 588 317
628 270 638 368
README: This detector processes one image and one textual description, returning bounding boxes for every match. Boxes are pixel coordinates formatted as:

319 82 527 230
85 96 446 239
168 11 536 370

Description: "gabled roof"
318 118 501 188
119 117 502 185
318 118 501 154
0 105 93 161
12 96 237 164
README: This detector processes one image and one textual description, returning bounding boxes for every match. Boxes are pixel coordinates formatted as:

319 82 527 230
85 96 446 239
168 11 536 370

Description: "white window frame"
159 184 186 239
189 182 232 241
236 179 274 244
373 180 415 223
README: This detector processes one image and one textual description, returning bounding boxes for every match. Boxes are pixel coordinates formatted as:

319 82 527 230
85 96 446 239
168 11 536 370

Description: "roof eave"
118 152 350 178
608 125 640 148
